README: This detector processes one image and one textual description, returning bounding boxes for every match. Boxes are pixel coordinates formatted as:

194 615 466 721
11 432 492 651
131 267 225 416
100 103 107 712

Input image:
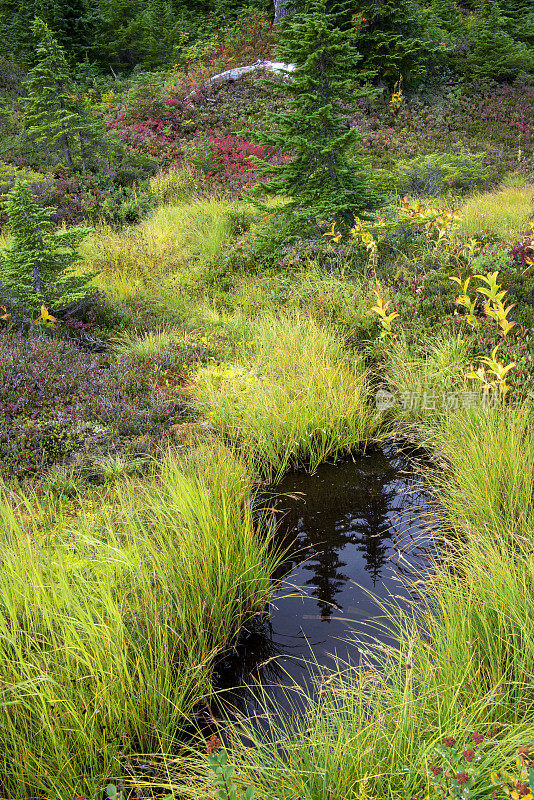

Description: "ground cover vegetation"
0 0 534 796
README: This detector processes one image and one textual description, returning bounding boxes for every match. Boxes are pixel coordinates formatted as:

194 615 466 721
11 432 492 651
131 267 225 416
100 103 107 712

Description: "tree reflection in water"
274 445 428 618
212 445 432 716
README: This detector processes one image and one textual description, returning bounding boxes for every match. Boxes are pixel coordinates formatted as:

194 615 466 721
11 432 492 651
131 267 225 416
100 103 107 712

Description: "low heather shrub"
0 332 209 478
510 232 534 268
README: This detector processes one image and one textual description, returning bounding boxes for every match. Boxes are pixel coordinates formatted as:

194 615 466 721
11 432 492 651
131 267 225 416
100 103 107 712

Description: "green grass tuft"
193 312 378 481
0 443 279 798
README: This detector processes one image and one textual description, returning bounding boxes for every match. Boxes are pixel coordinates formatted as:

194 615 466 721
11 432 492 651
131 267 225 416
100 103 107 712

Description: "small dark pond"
213 443 435 717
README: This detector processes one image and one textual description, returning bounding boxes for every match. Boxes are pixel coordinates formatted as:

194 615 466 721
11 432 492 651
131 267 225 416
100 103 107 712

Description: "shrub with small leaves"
429 733 487 799
205 736 254 800
510 233 534 269
394 151 490 196
0 331 212 478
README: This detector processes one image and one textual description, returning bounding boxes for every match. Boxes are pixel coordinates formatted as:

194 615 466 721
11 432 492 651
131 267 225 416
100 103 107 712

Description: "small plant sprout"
205 736 254 800
398 196 461 247
449 276 479 327
429 208 462 245
371 287 399 338
323 222 342 243
475 271 518 335
350 217 381 266
485 299 517 337
34 304 57 327
451 270 518 336
475 270 507 307
466 346 516 399
463 238 481 260
389 83 403 113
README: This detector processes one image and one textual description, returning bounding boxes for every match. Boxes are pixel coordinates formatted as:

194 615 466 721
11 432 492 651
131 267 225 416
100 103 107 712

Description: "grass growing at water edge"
0 443 280 798
151 403 534 800
192 313 378 481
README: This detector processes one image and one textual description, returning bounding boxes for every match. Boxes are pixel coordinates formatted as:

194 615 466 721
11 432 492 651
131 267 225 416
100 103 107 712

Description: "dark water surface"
214 444 434 715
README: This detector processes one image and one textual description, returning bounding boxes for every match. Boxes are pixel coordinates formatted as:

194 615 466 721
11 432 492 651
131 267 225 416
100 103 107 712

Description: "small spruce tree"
253 0 380 229
0 180 94 318
24 18 100 171
429 0 463 39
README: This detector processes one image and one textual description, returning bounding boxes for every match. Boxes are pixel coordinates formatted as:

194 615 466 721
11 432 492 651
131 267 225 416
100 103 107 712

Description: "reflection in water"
281 451 398 619
212 444 433 715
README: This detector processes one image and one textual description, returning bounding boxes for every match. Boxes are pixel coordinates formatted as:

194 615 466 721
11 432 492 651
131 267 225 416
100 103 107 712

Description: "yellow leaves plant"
491 752 534 800
351 217 381 266
371 287 399 338
323 198 461 267
398 195 461 246
34 305 57 328
323 222 342 243
449 275 479 327
450 270 517 337
466 346 516 399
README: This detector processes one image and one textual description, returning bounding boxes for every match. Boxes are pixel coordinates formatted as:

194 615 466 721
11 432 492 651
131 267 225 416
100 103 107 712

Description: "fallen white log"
183 59 296 102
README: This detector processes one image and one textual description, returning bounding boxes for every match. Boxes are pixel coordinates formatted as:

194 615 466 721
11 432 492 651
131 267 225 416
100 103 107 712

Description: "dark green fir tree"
90 0 144 68
24 18 101 171
353 0 440 88
252 0 380 229
498 0 534 51
460 0 533 80
0 0 94 64
139 0 181 68
429 0 463 38
0 180 94 317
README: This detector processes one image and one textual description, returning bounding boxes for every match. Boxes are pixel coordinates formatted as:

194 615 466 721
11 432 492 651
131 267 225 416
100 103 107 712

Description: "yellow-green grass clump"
383 331 473 421
179 405 534 800
148 162 203 205
0 443 278 798
192 313 378 481
216 528 534 800
427 401 534 541
457 184 534 241
83 197 247 299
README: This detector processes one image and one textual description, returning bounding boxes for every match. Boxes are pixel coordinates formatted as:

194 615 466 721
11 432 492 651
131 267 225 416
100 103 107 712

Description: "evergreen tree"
0 0 94 64
0 180 93 317
89 0 140 67
429 0 463 37
24 18 101 171
138 0 181 68
353 0 440 88
253 0 380 229
459 0 533 80
499 0 534 51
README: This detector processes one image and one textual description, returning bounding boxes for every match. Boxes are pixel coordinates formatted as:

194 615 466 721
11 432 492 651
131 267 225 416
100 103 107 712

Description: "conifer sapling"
24 18 101 172
0 179 95 319
252 0 380 230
